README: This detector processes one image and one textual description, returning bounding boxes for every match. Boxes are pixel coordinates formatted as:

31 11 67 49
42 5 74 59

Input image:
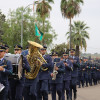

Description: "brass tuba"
25 41 47 79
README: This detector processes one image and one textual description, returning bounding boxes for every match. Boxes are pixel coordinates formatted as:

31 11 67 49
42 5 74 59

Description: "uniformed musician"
69 49 79 100
62 51 73 100
9 45 30 100
50 52 65 100
37 46 52 100
0 45 12 100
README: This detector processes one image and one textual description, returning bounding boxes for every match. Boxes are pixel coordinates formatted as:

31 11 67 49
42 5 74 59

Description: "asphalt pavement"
48 84 100 100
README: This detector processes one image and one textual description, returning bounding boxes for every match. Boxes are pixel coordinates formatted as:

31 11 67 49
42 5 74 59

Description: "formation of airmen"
0 43 100 100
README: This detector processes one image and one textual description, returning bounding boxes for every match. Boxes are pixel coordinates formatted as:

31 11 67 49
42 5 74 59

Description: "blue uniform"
37 54 52 100
92 65 97 85
83 62 89 87
88 64 92 86
70 56 79 100
77 61 85 88
21 50 28 57
62 59 73 100
97 67 100 84
23 77 38 100
22 49 39 100
50 60 65 100
9 56 30 100
0 58 12 100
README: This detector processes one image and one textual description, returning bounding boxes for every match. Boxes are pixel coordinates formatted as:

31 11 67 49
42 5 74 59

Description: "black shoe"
74 93 77 100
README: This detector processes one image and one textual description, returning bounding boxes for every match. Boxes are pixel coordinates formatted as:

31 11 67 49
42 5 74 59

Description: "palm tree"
66 21 90 56
36 0 54 44
60 0 84 49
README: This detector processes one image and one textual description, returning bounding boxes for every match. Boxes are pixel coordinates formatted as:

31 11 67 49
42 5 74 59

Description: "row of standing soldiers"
0 44 100 100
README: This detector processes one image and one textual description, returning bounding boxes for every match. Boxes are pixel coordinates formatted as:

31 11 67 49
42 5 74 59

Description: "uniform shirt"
50 60 65 83
63 59 73 81
39 54 52 80
0 58 12 86
70 56 80 78
21 49 29 57
0 58 4 62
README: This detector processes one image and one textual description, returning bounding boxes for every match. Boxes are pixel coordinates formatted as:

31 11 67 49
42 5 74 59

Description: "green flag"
35 24 43 41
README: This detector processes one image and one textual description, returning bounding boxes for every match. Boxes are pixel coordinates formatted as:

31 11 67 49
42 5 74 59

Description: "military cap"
63 51 69 56
70 49 75 52
4 44 9 49
14 45 23 50
41 45 47 50
0 45 6 51
51 52 58 56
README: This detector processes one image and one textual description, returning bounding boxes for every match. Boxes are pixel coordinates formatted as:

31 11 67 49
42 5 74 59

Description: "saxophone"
25 41 47 79
52 62 58 80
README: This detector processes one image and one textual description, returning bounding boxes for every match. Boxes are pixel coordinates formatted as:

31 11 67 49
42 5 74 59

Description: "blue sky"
0 0 100 53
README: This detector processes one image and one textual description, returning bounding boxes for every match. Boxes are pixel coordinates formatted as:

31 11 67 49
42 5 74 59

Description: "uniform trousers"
0 86 8 100
70 77 77 99
51 83 63 100
62 80 70 100
9 79 24 100
37 80 48 100
23 77 38 100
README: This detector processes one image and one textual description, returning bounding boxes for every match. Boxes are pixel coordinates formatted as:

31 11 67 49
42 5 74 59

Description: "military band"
0 42 100 100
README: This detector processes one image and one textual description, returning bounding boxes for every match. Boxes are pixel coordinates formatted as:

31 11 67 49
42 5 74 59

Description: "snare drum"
4 54 23 80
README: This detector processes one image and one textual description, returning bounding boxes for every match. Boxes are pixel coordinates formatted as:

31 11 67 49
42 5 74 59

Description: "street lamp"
21 3 33 47
21 1 41 47
21 0 40 46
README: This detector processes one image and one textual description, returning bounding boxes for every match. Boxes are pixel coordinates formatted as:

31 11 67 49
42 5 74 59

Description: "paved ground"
77 84 100 100
48 84 100 100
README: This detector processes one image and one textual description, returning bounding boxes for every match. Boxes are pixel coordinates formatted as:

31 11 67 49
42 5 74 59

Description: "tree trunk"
42 0 45 45
75 45 79 57
42 19 45 45
69 18 72 50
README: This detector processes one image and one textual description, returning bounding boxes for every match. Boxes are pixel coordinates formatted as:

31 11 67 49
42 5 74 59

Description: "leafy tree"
51 43 69 56
36 0 54 44
2 7 56 53
0 10 6 43
60 0 83 49
2 7 34 52
66 21 90 56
